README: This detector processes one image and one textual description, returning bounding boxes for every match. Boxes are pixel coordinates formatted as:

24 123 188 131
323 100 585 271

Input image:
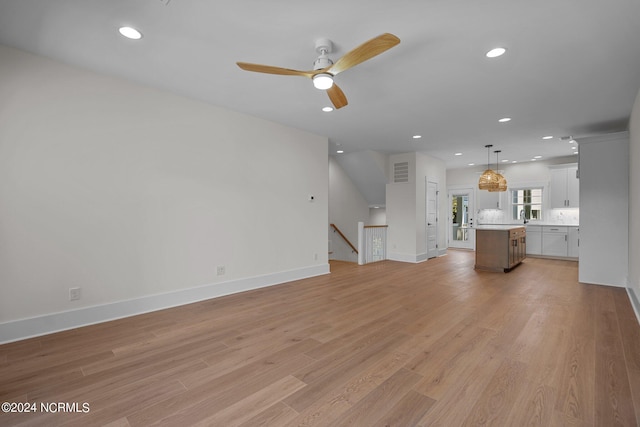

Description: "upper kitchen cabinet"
476 188 502 210
549 164 579 208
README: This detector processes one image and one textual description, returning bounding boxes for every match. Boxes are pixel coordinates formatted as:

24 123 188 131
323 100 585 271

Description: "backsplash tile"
477 208 579 225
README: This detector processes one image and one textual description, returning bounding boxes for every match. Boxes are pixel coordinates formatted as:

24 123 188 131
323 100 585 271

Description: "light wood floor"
1 251 639 426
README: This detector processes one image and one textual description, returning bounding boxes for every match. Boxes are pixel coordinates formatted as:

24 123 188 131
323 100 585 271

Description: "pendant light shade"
478 169 500 190
488 150 508 192
478 144 500 191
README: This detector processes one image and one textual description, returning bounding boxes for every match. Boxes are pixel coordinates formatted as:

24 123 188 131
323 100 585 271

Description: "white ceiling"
1 0 639 169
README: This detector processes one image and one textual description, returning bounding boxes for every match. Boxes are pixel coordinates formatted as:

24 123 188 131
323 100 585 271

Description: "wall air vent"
393 162 409 183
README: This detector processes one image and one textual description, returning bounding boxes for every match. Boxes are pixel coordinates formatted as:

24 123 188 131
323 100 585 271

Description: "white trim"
627 287 640 326
0 264 330 344
388 252 422 263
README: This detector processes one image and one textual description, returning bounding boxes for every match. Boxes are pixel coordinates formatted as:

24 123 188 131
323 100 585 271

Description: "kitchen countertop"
523 223 579 227
475 225 527 231
477 223 579 228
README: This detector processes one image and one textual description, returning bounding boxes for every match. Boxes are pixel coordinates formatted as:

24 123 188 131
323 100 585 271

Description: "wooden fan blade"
236 62 316 78
327 84 348 109
327 33 400 76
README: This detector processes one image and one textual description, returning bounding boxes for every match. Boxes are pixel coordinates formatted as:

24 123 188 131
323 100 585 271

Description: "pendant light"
478 144 499 191
489 150 508 192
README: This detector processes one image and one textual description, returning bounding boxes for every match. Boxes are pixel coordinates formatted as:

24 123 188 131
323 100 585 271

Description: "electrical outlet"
217 265 226 276
69 287 81 301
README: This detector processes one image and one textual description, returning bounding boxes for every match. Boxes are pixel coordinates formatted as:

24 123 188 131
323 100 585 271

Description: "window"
511 188 542 221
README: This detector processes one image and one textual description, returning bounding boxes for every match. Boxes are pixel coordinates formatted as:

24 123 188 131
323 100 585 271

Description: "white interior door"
426 180 438 259
448 188 475 250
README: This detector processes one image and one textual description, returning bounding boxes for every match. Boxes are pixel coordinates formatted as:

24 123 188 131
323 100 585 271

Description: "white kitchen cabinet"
567 227 579 258
542 226 568 257
476 188 502 210
526 225 542 255
549 165 579 208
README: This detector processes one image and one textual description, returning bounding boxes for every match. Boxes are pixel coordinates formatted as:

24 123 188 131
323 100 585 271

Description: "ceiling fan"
236 33 400 109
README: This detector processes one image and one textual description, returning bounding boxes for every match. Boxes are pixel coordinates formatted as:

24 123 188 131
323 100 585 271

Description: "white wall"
386 153 418 261
0 45 329 342
328 157 369 262
628 88 640 318
578 132 629 287
416 152 447 257
368 208 387 225
386 152 447 262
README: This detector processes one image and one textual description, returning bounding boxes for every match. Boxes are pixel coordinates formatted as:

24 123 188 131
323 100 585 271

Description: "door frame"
447 186 475 250
426 179 439 259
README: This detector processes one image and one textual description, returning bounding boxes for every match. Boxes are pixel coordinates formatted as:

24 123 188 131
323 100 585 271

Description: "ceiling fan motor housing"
313 38 334 70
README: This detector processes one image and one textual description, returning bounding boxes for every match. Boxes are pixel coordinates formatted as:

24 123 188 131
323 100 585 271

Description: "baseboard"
0 264 330 344
387 252 425 263
387 252 440 263
627 287 640 326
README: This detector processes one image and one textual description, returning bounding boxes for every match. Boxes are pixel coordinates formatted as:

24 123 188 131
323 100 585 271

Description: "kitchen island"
475 225 526 272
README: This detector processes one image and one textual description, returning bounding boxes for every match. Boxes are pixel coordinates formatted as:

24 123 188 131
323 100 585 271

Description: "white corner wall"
386 153 418 262
416 152 447 257
628 88 640 319
328 157 369 262
386 152 447 262
0 45 329 343
578 132 629 287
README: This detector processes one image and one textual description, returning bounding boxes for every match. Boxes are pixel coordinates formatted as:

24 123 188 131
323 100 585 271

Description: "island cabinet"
475 226 526 272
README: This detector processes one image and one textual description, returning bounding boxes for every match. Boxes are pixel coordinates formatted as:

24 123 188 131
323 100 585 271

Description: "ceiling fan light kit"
313 73 334 90
236 33 400 109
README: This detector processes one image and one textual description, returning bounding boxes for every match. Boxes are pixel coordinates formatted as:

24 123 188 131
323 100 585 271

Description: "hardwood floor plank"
372 390 435 427
294 321 406 385
594 289 637 426
461 357 528 426
504 382 557 426
190 375 305 427
612 288 640 426
553 285 596 424
1 252 639 426
284 332 411 412
128 353 313 427
329 368 422 426
237 402 299 427
283 349 414 427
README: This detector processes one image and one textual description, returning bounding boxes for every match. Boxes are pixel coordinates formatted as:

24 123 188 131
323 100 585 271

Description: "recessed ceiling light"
412 135 422 139
118 26 143 40
531 159 537 161
542 136 554 140
571 146 577 150
512 161 518 163
373 206 380 209
574 151 579 155
468 163 475 166
336 150 344 154
322 106 334 112
486 47 507 58
498 117 511 123
502 159 509 162
454 152 463 156
534 155 542 159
